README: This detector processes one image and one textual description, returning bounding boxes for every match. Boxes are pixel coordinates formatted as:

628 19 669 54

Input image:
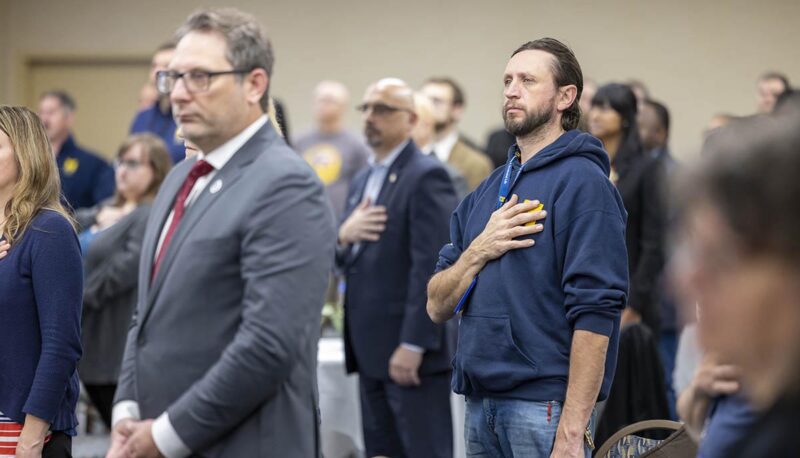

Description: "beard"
503 99 556 137
433 120 449 134
364 124 383 148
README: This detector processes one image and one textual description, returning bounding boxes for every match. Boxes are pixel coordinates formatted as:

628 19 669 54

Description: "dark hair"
760 71 790 91
425 77 465 107
686 110 800 265
592 83 642 174
774 88 797 113
643 99 670 133
40 90 76 112
511 38 583 131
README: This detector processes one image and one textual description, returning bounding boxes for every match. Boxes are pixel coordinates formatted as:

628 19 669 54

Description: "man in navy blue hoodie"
428 38 628 457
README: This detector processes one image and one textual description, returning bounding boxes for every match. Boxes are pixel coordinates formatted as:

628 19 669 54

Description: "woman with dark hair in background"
589 83 666 333
76 133 171 428
589 84 671 444
0 105 82 457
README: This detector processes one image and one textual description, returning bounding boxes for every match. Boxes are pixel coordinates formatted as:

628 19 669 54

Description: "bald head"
361 78 417 157
365 78 415 111
313 80 350 131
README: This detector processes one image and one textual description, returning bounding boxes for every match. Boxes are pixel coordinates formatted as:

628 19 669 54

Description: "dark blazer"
56 136 115 211
79 204 150 384
594 322 671 447
484 128 516 168
115 122 335 458
615 152 667 332
338 140 458 380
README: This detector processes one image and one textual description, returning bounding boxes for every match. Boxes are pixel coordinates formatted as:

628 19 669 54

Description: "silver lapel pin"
209 179 223 194
388 173 397 183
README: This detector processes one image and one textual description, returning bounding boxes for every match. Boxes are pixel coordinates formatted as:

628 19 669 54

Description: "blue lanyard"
453 149 522 313
496 149 523 209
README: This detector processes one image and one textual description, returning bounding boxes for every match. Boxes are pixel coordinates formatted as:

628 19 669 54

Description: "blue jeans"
465 396 596 458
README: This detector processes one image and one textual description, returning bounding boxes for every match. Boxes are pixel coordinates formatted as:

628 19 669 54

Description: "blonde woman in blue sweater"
0 106 82 458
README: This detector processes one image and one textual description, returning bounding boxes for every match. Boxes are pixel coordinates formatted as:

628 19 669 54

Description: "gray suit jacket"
115 122 335 457
80 204 150 384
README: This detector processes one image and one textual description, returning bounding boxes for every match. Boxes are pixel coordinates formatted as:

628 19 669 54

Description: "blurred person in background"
483 126 515 168
130 41 186 164
76 134 172 428
638 99 673 162
677 353 756 457
0 105 82 457
38 90 115 211
755 71 790 114
639 97 681 418
422 77 493 191
626 78 650 112
294 80 370 221
137 84 159 112
577 77 597 131
589 83 670 443
671 104 800 456
413 92 469 199
589 83 667 333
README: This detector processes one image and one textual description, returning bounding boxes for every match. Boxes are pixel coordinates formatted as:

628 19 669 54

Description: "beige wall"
0 0 10 101
3 0 799 161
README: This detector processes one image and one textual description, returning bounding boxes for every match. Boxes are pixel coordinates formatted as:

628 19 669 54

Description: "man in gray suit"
107 8 335 458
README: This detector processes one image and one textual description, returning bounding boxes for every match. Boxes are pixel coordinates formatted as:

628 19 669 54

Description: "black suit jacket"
338 140 458 380
615 152 667 332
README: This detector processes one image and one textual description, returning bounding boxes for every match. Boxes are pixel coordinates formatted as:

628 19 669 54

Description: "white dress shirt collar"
432 130 459 163
199 115 269 170
368 139 410 169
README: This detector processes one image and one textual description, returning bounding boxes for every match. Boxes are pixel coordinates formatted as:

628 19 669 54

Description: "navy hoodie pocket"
454 314 538 393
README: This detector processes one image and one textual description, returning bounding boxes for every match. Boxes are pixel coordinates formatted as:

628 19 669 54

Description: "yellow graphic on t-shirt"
63 158 79 176
523 199 544 226
303 144 343 185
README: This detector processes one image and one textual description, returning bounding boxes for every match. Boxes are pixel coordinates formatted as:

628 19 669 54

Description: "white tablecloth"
318 337 466 458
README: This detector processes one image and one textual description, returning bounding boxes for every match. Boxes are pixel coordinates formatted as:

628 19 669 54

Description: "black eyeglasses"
356 102 413 116
156 69 251 94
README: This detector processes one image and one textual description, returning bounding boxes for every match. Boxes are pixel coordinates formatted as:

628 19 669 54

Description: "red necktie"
151 159 214 281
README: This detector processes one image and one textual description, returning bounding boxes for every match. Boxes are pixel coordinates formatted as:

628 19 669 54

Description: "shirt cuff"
152 412 192 458
111 401 140 428
401 343 425 353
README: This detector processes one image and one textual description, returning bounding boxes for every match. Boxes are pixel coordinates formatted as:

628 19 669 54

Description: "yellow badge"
63 158 79 176
523 199 544 226
303 144 343 185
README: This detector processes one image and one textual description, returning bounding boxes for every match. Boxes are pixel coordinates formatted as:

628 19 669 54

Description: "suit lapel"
375 140 415 206
141 123 278 325
138 162 192 303
340 170 369 267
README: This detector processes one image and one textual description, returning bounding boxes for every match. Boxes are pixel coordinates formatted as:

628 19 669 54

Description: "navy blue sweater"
0 210 83 434
436 130 628 402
